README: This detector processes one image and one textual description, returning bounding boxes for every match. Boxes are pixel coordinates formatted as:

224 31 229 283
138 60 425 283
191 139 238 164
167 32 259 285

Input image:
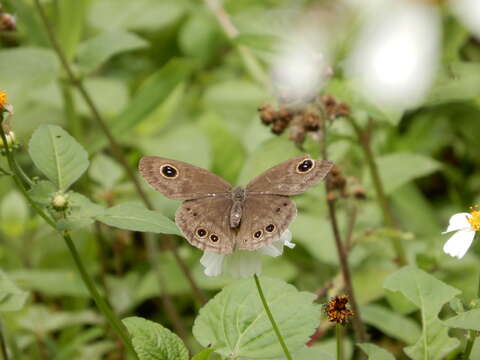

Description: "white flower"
200 230 295 278
442 208 479 259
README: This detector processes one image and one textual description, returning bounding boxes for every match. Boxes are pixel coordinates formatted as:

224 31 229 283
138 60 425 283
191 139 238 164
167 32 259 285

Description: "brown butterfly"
139 155 333 254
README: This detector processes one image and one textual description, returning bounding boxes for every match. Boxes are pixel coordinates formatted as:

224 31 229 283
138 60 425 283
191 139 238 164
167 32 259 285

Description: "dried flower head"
0 13 16 31
325 295 354 324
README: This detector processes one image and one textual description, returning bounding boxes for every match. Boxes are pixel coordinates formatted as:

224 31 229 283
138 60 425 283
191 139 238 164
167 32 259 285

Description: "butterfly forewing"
139 156 232 200
246 155 333 196
235 195 297 251
175 197 236 254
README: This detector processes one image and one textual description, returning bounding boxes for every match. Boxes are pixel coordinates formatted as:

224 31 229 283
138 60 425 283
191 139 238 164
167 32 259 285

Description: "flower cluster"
443 206 479 259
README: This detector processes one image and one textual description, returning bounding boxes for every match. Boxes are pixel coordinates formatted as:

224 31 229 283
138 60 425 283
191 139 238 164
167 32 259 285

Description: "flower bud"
51 193 69 211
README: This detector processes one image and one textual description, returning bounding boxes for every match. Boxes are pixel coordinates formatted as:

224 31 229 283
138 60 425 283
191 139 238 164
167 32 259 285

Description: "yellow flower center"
0 90 7 109
467 206 480 231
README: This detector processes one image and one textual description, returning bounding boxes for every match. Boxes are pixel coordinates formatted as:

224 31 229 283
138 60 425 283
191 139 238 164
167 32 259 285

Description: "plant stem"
347 117 407 266
336 323 343 360
462 273 480 359
320 119 368 343
204 0 269 86
0 119 138 359
32 0 207 306
253 274 292 360
0 320 8 360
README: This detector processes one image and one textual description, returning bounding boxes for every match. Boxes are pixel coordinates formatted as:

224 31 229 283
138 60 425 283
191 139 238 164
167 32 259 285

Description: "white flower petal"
442 212 472 234
443 229 476 259
200 252 224 277
281 229 295 249
224 251 262 278
257 230 295 257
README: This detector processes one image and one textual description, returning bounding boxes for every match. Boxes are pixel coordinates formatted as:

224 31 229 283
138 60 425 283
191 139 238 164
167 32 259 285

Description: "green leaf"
325 78 402 125
95 203 181 235
77 30 148 73
0 191 29 237
28 180 57 205
10 270 89 297
18 305 101 335
384 266 461 360
358 343 395 360
191 348 216 360
91 59 194 150
57 0 88 61
361 304 421 344
370 153 441 195
444 308 480 331
123 316 189 360
89 153 124 189
0 270 28 312
56 192 106 231
89 0 187 32
234 33 282 54
193 277 320 359
0 47 59 103
199 112 246 183
29 125 89 191
426 62 480 105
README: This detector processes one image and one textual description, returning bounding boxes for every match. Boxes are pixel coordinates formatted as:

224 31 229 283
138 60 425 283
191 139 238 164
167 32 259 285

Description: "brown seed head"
326 295 354 324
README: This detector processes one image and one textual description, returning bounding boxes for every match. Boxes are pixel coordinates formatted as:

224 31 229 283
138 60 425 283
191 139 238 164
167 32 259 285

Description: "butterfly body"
139 155 333 254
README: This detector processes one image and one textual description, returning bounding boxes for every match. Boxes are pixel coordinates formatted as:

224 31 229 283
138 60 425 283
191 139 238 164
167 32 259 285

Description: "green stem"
348 117 406 266
253 274 292 360
0 320 8 360
0 116 138 359
462 273 480 359
336 323 343 360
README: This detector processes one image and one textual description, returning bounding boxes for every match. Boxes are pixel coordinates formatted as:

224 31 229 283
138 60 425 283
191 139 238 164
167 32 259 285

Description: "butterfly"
139 155 333 254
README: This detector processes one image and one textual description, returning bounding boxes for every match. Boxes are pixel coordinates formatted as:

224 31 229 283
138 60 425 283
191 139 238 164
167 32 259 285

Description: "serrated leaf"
384 266 461 360
95 203 180 235
358 343 395 360
29 125 89 191
370 153 441 195
361 304 421 344
123 316 189 360
444 308 480 331
0 270 28 312
193 277 320 359
77 30 148 73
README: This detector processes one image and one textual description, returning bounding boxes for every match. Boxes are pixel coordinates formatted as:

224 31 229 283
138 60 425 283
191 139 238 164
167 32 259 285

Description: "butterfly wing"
139 156 232 200
175 197 236 254
235 195 296 251
246 155 333 196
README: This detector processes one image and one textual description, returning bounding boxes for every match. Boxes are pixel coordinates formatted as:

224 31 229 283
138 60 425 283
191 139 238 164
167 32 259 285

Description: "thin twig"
253 274 292 360
32 0 207 305
347 117 406 266
320 119 367 343
336 323 343 360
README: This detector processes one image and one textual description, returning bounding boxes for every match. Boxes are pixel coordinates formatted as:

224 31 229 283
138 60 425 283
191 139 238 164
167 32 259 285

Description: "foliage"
0 0 479 359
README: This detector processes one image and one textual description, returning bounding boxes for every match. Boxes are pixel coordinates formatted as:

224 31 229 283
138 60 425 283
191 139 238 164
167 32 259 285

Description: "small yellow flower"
325 295 354 324
467 206 480 231
0 90 7 109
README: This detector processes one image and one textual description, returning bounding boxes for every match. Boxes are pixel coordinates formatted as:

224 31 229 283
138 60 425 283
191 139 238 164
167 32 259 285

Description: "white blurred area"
270 9 334 107
346 1 441 110
271 38 328 106
450 0 480 38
